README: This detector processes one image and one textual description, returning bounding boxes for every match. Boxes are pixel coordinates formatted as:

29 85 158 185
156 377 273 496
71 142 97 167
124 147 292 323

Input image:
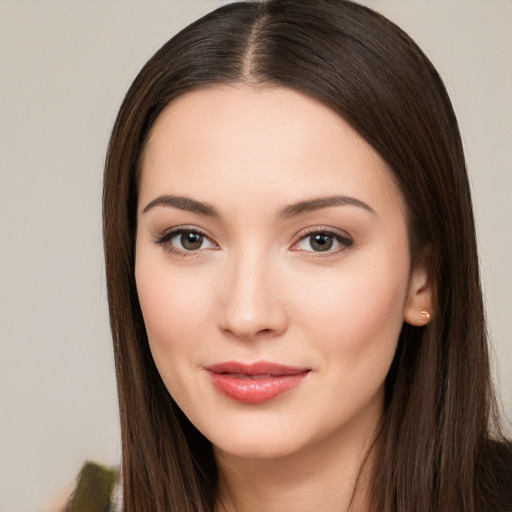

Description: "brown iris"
310 233 334 251
181 232 203 250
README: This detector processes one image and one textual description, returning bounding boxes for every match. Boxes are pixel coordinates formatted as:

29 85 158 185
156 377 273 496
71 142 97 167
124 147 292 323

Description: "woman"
101 0 511 511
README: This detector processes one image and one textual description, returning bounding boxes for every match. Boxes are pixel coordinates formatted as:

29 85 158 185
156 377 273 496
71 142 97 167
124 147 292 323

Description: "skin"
135 86 431 512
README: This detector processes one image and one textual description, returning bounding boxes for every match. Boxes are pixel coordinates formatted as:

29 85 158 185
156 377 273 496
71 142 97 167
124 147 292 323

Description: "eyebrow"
141 194 375 218
142 195 219 217
278 195 376 218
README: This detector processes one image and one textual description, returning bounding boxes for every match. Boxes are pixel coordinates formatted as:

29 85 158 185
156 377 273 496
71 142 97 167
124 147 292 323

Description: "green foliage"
63 461 119 512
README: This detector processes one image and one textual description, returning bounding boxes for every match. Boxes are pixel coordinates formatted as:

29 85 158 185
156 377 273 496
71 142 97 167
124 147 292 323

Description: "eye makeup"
291 227 354 255
154 226 218 256
153 224 354 258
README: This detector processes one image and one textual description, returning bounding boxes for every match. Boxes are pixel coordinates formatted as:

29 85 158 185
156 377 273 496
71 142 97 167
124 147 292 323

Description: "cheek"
134 254 214 367
290 250 410 370
135 257 221 415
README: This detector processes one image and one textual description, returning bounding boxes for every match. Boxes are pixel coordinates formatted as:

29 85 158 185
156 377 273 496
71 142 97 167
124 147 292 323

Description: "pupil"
311 234 333 251
181 232 202 250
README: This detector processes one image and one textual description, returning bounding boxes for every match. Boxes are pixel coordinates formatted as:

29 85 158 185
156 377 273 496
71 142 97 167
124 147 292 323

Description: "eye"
155 228 217 254
293 230 353 254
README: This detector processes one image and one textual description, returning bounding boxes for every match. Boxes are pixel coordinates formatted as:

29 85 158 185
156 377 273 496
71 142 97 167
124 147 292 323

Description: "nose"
218 250 288 341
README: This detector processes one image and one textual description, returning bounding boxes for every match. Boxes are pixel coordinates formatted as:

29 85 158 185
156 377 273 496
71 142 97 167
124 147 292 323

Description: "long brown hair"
103 1 511 510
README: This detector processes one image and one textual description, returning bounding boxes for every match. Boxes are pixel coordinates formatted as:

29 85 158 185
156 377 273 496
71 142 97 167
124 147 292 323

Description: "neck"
214 415 379 512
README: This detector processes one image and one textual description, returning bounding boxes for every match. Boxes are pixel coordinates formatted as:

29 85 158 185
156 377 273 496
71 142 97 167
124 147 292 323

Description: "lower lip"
208 371 309 404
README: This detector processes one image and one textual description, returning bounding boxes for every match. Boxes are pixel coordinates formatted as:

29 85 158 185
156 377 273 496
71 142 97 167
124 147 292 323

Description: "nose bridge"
219 242 287 339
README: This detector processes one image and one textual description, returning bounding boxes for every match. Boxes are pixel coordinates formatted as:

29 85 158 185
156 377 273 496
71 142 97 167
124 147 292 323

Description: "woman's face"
135 86 429 459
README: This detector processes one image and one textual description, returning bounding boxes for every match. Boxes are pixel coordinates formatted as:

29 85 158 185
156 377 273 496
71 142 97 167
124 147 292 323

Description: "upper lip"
205 361 310 376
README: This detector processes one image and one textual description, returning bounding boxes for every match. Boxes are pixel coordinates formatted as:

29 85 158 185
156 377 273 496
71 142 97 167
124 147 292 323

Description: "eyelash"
291 228 354 256
154 227 217 256
154 226 354 257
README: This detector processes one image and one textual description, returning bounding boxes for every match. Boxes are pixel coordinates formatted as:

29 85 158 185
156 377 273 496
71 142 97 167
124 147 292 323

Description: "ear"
404 263 433 326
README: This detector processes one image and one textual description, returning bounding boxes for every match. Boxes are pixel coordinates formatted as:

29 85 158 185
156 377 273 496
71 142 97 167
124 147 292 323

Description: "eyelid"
153 224 353 256
154 225 219 255
290 226 354 254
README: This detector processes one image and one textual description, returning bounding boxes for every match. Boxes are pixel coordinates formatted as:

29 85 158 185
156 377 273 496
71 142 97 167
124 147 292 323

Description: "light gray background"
1 1 510 511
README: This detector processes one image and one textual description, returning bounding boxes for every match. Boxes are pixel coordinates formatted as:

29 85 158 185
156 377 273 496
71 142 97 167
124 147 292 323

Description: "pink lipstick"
205 361 310 404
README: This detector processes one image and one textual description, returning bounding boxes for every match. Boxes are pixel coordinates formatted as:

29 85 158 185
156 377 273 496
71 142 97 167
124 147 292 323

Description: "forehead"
139 85 404 218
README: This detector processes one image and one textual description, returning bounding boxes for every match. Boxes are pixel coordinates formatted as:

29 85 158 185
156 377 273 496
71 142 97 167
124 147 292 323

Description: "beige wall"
0 1 510 510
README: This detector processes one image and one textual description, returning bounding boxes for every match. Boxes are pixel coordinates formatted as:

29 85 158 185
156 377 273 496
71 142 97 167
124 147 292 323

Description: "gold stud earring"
419 310 431 322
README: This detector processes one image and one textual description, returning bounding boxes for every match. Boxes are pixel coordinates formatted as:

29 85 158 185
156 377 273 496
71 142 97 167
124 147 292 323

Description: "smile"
205 361 310 404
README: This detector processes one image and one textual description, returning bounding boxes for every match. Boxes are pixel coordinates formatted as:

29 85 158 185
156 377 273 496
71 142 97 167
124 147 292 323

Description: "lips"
205 361 310 404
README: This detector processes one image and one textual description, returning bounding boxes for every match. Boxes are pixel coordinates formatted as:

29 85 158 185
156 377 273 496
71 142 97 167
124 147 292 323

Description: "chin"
213 434 306 460
203 414 334 462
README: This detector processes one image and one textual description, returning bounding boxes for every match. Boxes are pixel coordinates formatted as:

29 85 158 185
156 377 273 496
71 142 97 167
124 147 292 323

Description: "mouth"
205 361 310 404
